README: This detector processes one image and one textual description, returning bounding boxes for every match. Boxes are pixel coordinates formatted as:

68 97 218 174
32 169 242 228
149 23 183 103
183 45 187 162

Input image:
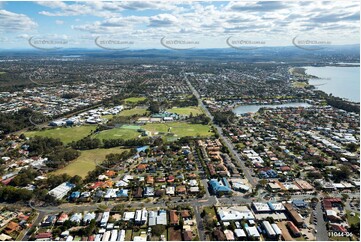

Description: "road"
183 72 257 187
314 201 329 241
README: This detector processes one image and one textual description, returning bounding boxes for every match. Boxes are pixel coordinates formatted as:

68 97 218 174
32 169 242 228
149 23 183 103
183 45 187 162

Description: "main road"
183 72 257 187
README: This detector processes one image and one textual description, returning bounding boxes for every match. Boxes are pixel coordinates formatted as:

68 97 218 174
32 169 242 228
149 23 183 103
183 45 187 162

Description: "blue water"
233 102 311 115
304 66 360 102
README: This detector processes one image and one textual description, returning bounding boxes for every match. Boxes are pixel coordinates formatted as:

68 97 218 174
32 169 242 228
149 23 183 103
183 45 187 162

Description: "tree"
152 225 166 236
148 101 160 114
331 165 351 182
341 193 349 202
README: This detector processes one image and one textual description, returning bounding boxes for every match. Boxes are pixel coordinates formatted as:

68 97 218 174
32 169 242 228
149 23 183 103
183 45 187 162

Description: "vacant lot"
25 125 95 144
52 147 128 178
166 106 203 116
143 122 213 137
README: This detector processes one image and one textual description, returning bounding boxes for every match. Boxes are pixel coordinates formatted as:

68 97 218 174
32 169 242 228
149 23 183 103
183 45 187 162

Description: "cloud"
55 20 64 25
0 10 37 32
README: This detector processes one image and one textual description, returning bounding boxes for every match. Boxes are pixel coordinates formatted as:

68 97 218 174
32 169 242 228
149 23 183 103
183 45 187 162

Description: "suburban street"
183 72 257 187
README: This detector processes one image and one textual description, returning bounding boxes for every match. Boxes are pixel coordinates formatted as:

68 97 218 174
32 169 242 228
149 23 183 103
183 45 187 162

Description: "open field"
25 125 95 144
292 81 308 88
93 126 141 140
166 106 203 116
346 210 360 225
143 122 213 137
52 147 128 178
123 97 147 103
119 108 149 117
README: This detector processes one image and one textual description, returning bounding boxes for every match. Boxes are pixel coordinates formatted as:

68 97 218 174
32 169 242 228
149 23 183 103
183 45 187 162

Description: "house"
326 210 343 222
217 206 255 221
133 187 143 198
123 212 135 221
144 187 155 197
0 233 12 241
148 210 167 226
213 228 226 241
42 215 57 227
208 178 232 196
155 189 165 197
100 212 110 227
57 213 69 224
166 186 175 196
224 230 235 241
176 185 186 194
105 188 118 199
116 189 129 198
286 221 301 237
181 210 191 219
146 176 154 185
245 226 260 239
284 203 304 227
234 229 246 239
70 213 82 224
4 222 19 235
169 210 179 225
83 212 96 224
135 209 147 225
48 182 75 200
105 170 116 178
35 232 52 240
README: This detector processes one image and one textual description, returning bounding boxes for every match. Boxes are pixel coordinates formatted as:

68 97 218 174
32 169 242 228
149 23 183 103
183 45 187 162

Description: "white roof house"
234 229 246 238
117 230 125 241
217 206 255 221
123 212 135 221
70 213 82 223
83 212 96 223
166 186 175 195
252 202 271 212
48 182 75 200
245 226 260 238
271 224 282 235
100 212 110 227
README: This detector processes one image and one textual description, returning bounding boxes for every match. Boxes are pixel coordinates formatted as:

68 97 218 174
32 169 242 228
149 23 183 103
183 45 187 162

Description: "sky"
0 0 359 50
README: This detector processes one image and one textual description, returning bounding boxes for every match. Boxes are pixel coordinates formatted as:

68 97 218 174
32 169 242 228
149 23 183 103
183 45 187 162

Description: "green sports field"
25 125 96 144
119 108 149 117
123 97 147 103
51 147 128 178
166 106 203 116
92 126 141 140
143 122 213 137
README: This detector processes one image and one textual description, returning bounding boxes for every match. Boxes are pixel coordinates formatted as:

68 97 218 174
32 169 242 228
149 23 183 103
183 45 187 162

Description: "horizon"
0 1 359 50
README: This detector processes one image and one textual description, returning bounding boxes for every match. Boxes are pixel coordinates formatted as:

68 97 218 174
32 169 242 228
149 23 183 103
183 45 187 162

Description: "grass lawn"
143 122 213 137
292 81 308 88
203 206 217 220
295 237 306 241
330 236 353 241
166 106 203 116
125 230 132 241
51 147 128 178
123 97 147 103
119 108 149 117
25 125 96 144
93 126 141 140
346 210 360 225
